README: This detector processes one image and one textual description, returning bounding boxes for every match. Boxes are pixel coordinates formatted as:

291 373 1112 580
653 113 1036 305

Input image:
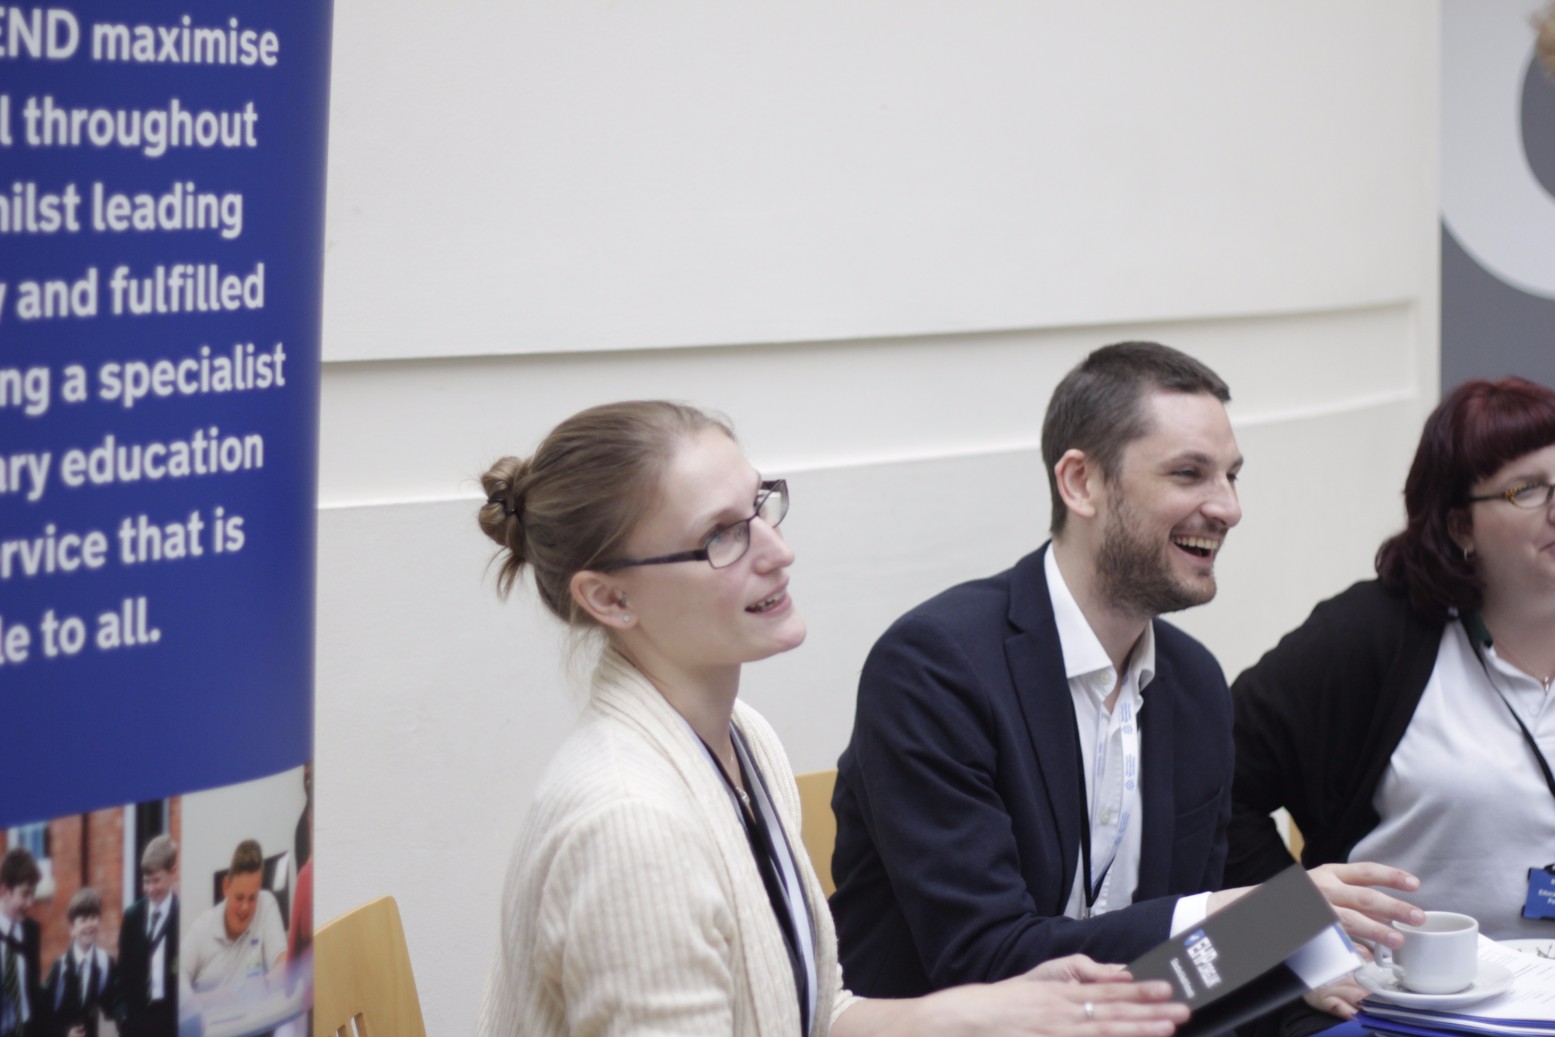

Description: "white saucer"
1498 939 1555 960
1356 959 1514 1009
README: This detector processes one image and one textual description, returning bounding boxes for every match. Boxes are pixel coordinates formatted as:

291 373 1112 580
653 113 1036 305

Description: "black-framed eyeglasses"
598 479 789 572
1468 481 1555 510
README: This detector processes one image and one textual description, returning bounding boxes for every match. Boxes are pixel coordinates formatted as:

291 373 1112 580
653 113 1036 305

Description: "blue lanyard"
1072 689 1138 917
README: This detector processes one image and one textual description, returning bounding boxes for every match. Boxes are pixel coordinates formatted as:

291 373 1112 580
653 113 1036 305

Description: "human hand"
921 973 1189 1037
1029 954 1132 985
1303 975 1370 1020
1308 862 1423 950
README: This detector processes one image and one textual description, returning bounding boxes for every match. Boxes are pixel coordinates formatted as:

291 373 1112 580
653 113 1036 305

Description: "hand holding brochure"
1128 864 1363 1037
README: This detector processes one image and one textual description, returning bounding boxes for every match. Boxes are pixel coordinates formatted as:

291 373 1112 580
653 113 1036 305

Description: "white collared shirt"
1046 550 1210 934
145 895 172 1001
67 943 108 999
1350 619 1555 939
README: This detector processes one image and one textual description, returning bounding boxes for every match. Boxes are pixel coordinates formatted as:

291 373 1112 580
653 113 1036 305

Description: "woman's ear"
571 570 635 628
1447 509 1475 559
1053 449 1102 522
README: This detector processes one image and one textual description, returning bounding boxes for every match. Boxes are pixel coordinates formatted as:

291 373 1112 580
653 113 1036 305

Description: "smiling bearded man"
1092 388 1239 619
829 341 1421 1000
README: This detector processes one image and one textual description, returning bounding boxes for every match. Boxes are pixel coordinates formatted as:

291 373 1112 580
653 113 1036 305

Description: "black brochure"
1128 864 1360 1037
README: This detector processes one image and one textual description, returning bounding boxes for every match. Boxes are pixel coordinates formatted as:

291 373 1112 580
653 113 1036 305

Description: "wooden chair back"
313 895 427 1037
1285 812 1306 861
795 768 839 897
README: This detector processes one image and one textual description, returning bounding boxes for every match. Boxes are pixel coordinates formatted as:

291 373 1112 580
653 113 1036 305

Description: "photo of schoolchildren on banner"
1 764 312 1037
1 0 330 1029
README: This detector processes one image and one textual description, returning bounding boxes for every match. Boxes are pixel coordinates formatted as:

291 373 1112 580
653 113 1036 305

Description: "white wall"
315 4 1441 1033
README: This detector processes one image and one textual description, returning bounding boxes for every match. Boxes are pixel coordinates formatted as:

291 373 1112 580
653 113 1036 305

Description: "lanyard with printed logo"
1073 692 1139 918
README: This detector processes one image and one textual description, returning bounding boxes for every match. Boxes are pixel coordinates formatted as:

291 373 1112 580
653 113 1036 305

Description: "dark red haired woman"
1229 377 1555 989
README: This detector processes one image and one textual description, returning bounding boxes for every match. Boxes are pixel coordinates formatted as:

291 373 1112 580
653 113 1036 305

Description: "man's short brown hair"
229 839 264 877
1041 341 1230 534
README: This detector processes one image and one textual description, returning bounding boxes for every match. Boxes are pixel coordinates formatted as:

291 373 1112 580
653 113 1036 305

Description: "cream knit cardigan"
477 649 859 1036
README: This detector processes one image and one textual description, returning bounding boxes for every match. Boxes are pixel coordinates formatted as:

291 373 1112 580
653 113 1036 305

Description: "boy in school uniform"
0 848 42 1037
42 889 117 1037
116 836 178 1037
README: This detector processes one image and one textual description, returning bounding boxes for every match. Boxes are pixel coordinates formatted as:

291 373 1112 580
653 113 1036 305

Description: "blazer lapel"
1005 545 1084 915
1135 638 1175 899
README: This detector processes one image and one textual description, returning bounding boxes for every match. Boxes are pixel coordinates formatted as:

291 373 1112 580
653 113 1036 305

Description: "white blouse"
1350 619 1555 939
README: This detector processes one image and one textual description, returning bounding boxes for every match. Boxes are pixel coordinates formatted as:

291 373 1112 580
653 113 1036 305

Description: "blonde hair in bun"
478 401 732 625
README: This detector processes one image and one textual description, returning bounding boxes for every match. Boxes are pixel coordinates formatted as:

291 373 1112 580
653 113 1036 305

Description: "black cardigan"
1227 580 1445 887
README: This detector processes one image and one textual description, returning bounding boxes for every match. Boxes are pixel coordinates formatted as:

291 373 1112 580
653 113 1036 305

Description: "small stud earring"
620 613 632 624
1462 545 1475 561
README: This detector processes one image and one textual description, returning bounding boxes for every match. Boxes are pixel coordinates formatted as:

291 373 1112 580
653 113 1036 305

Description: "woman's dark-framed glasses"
1468 481 1555 510
599 480 789 571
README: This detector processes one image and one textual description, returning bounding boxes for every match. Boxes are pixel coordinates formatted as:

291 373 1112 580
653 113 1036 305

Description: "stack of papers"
1358 938 1555 1037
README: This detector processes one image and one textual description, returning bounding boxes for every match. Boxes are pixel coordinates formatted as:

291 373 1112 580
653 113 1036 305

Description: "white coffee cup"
1391 911 1479 994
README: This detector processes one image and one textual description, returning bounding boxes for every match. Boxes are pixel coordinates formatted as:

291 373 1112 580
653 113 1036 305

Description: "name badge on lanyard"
1464 615 1555 925
1525 865 1555 921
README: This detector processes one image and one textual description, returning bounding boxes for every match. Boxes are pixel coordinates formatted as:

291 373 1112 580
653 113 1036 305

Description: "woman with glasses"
1228 377 1555 1016
474 400 1189 1037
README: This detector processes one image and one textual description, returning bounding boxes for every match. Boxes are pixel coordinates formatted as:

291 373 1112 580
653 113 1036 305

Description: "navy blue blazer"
115 895 177 1027
831 545 1234 997
1 914 42 1036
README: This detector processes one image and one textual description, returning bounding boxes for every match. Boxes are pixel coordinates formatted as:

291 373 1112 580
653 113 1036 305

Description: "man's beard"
1095 491 1218 618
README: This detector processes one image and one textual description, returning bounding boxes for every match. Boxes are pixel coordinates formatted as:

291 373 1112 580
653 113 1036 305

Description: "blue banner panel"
0 2 331 1033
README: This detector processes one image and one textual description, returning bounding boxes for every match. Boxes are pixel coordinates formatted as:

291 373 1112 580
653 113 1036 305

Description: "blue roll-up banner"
1 3 329 1034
